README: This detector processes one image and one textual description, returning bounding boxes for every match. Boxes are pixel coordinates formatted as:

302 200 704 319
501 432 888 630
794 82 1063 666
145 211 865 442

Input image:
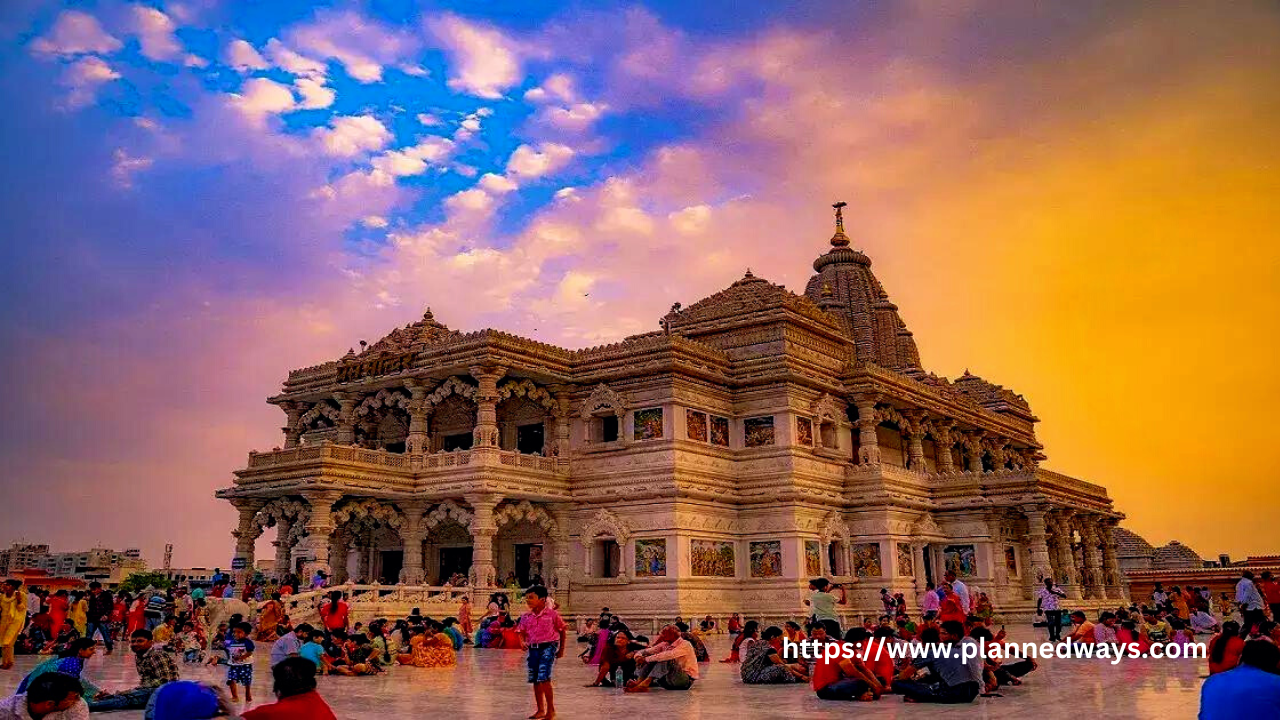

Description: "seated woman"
741 626 807 684
588 629 646 687
720 620 759 663
698 615 717 634
812 629 883 702
397 624 457 668
333 633 385 676
499 619 521 650
475 616 498 649
17 639 102 700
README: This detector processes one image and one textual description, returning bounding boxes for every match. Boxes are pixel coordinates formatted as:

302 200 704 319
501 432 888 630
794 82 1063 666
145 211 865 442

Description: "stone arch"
579 383 626 420
818 511 850 546
579 508 631 545
427 376 478 406
355 388 410 416
424 500 474 531
298 402 340 431
911 513 945 542
253 497 308 532
493 500 558 535
331 497 405 530
818 511 851 578
498 379 556 410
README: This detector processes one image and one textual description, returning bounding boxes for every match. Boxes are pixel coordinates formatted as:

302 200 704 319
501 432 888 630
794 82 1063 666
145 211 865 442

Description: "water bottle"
614 667 624 688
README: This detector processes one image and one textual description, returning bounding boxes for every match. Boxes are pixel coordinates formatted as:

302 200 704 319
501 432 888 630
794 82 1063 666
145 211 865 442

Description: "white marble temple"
0 632 1207 719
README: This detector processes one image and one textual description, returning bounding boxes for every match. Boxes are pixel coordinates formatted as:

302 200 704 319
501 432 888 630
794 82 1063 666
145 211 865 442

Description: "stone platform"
0 632 1207 719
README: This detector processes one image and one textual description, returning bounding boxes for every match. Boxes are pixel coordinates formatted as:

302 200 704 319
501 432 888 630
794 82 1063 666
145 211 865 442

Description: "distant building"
1113 528 1279 603
0 544 51 575
157 567 217 585
0 543 146 588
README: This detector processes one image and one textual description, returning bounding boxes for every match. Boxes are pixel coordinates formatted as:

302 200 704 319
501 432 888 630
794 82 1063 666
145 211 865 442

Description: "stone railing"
244 444 560 477
280 584 530 624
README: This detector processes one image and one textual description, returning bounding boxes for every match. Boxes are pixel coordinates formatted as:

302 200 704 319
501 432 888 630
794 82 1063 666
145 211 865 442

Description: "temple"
216 204 1126 621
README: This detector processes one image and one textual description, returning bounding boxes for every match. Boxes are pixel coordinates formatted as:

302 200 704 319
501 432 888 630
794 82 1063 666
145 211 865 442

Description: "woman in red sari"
937 582 968 625
126 594 146 638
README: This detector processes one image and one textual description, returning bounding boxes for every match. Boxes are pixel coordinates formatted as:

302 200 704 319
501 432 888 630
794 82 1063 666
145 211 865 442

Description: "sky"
0 0 1277 569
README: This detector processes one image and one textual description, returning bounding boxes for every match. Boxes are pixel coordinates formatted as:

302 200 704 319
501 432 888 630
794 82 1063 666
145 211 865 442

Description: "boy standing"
226 622 256 703
517 585 566 720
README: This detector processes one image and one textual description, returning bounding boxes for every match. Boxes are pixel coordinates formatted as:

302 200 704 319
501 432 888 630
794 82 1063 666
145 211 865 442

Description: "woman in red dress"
937 582 968 625
46 590 69 638
126 594 146 638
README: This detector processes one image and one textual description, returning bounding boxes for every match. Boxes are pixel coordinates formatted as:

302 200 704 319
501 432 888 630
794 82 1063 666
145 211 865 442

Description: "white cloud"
264 39 326 78
399 64 429 77
183 54 208 68
427 14 521 99
31 10 122 57
111 148 152 188
130 5 183 62
362 215 389 228
444 187 494 217
314 115 392 157
479 173 518 194
417 113 442 126
59 56 120 110
540 102 606 131
525 73 577 103
294 77 335 109
230 77 296 118
405 137 455 162
506 143 575 179
225 39 268 72
371 149 427 178
289 9 417 83
669 204 711 234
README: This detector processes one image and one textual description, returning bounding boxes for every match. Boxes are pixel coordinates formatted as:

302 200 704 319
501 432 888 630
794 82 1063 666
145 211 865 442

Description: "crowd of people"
2 567 1280 717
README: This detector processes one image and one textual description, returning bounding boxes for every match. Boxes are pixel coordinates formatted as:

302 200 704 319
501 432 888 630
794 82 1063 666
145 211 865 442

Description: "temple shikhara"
217 205 1127 621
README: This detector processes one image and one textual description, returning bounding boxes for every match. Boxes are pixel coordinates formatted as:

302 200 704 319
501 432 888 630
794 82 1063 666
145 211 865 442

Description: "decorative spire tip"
829 201 851 248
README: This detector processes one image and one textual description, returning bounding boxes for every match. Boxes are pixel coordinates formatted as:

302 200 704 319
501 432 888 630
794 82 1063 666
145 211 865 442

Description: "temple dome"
1112 527 1155 561
804 203 921 372
1152 540 1205 570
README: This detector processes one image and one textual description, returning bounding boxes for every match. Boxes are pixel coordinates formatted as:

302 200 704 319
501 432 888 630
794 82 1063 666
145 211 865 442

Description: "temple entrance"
379 550 403 584
439 547 472 584
442 432 473 451
922 547 935 585
515 543 544 586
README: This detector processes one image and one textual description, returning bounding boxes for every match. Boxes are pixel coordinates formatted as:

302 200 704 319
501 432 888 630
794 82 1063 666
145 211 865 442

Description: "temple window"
819 419 837 449
442 432 473 452
594 539 621 578
516 423 545 454
592 414 620 443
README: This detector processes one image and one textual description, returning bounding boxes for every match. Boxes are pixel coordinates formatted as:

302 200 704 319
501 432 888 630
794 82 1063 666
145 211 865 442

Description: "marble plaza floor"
0 631 1209 719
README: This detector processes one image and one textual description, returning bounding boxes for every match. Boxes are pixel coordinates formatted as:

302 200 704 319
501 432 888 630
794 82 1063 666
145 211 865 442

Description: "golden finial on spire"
830 201 851 248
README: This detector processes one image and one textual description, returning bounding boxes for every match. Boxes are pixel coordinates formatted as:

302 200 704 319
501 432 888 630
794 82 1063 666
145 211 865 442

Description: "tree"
118 572 173 594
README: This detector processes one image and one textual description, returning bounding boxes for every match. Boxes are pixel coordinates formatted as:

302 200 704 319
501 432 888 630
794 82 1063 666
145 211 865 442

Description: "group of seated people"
577 612 710 691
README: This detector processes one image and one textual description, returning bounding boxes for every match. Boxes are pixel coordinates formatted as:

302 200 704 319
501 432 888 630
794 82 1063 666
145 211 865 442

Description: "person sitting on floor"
16 639 102 702
588 628 646 687
811 628 882 702
625 625 699 692
720 620 758 663
741 626 807 684
893 620 982 704
1198 639 1280 720
674 622 709 662
87 629 179 712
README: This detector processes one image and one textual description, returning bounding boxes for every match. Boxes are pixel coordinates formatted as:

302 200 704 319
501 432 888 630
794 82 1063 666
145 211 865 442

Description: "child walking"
517 585 567 720
225 621 256 703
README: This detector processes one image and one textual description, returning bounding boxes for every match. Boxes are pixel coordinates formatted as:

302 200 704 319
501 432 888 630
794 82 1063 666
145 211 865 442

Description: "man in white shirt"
1236 571 1267 633
626 625 699 692
945 572 970 614
1035 578 1067 642
920 582 941 619
0 673 89 720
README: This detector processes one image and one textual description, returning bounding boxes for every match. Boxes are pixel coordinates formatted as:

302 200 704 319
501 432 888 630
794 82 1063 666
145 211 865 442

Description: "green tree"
118 572 173 594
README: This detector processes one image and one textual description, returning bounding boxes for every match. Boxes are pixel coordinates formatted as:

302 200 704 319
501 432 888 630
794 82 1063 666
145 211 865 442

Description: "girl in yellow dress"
69 592 89 638
396 623 456 668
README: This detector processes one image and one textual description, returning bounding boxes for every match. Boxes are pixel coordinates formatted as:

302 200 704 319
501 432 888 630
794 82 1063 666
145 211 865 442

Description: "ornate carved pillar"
550 386 572 459
466 493 499 587
1021 505 1053 590
335 395 358 445
356 537 372 582
964 432 985 472
911 542 928 589
549 504 572 597
934 421 955 474
328 529 351 584
1079 516 1105 600
1100 518 1124 600
281 402 304 449
398 502 429 585
230 498 266 582
853 396 881 465
300 490 343 579
1048 511 1082 599
903 410 928 471
405 383 431 455
272 517 294 580
470 367 508 448
989 440 1009 470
